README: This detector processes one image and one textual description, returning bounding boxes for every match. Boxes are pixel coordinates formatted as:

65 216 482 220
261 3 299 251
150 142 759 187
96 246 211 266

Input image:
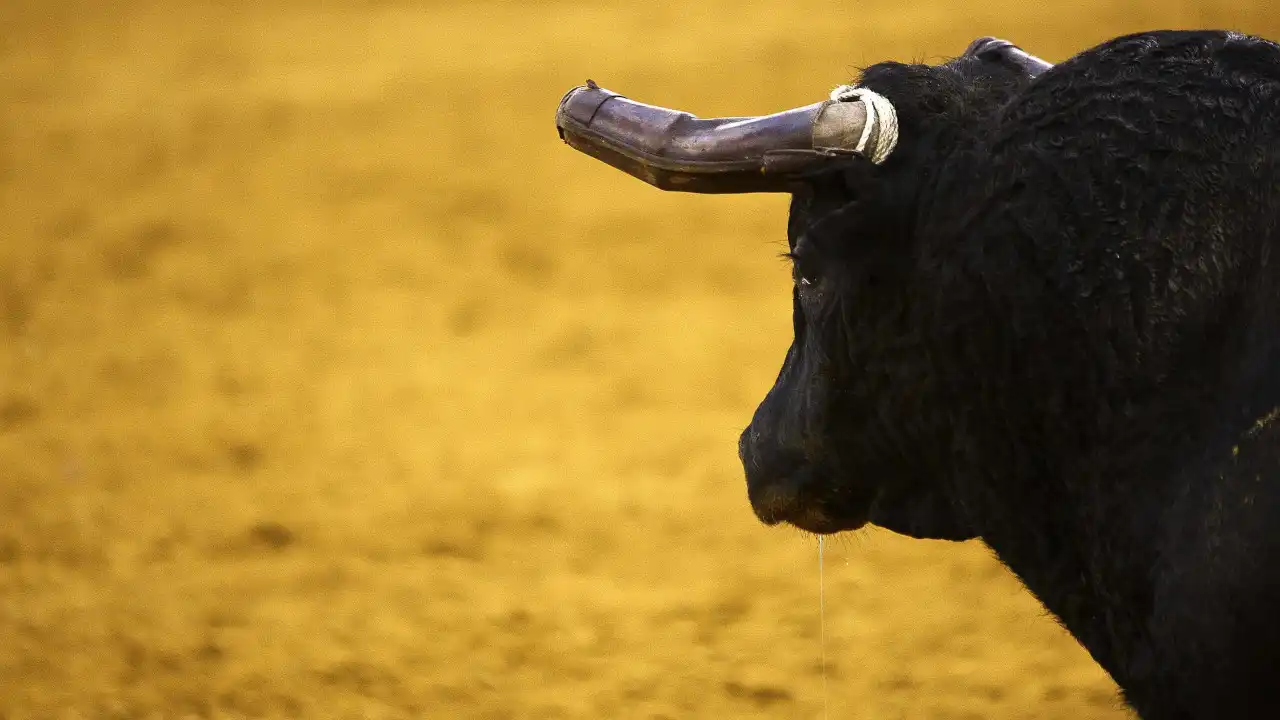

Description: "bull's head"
556 38 1053 539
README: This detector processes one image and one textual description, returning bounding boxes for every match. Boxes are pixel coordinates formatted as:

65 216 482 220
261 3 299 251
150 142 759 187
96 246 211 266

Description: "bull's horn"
964 36 1054 77
554 80 898 194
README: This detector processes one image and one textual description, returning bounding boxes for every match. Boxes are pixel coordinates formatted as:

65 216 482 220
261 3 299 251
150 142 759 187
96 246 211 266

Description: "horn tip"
555 83 594 138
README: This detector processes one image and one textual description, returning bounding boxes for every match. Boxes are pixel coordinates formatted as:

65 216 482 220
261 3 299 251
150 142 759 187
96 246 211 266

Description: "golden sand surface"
1 2 1275 717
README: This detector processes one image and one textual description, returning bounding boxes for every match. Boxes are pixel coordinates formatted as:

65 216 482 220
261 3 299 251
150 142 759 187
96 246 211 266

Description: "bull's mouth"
747 466 871 535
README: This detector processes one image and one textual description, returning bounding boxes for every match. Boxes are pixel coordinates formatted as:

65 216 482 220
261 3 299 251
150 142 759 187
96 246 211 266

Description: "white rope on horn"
828 85 899 165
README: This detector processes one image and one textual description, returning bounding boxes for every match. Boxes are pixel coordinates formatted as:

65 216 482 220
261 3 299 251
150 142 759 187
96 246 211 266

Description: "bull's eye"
786 247 820 289
792 265 818 288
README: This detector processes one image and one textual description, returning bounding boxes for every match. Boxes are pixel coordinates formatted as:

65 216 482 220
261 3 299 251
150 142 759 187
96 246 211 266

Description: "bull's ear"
785 163 869 251
963 36 1054 77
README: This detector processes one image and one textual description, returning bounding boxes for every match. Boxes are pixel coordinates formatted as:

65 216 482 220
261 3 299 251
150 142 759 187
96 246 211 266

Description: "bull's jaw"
866 485 977 541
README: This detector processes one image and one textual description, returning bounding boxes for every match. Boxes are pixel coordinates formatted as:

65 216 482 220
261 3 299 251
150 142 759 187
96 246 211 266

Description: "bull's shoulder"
926 28 1280 275
991 30 1280 148
912 30 1280 395
1071 30 1280 71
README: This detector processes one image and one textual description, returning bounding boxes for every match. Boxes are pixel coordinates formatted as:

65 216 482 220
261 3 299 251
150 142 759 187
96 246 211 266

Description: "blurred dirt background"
1 1 1276 718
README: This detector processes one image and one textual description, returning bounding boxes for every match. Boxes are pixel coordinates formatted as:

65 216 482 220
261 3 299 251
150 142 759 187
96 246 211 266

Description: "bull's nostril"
739 427 780 476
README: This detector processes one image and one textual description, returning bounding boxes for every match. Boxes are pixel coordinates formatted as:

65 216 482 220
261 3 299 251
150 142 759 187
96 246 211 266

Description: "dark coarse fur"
739 30 1280 719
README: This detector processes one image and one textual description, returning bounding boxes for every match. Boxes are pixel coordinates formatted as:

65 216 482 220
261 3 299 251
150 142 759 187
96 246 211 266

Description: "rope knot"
828 85 899 165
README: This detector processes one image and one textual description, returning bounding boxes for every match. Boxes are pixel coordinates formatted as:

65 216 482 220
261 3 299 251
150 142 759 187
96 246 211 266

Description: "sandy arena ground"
1 1 1276 718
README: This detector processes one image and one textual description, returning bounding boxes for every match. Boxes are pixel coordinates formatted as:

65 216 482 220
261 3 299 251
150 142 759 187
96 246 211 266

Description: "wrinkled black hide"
740 30 1280 719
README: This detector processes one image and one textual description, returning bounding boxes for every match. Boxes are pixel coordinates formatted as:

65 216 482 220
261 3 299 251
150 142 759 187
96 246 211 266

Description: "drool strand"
819 536 828 720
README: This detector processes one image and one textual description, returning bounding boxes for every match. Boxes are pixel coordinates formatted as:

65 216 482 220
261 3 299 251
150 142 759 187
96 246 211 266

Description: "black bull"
555 30 1280 720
